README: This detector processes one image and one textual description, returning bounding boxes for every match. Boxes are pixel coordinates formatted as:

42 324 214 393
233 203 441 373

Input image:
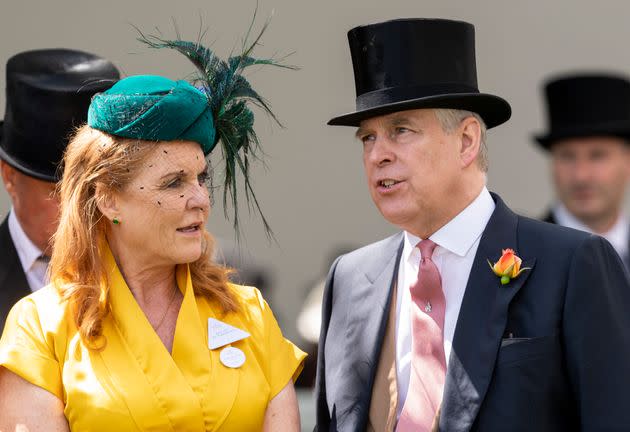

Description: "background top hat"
534 73 630 150
0 48 120 182
328 18 511 128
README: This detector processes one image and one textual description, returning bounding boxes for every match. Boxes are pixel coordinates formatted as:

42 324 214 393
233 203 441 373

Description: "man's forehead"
357 108 435 131
551 136 630 153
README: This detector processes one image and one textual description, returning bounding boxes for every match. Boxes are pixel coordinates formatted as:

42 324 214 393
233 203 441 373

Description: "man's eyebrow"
389 115 413 126
355 115 417 139
355 127 370 139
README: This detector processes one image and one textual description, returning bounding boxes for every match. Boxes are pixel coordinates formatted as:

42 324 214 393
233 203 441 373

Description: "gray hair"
434 109 488 172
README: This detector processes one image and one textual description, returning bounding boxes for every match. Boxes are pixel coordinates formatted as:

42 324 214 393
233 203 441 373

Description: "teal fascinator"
87 22 293 238
88 76 216 153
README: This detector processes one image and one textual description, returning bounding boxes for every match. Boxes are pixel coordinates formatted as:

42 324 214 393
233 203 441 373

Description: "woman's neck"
107 237 178 305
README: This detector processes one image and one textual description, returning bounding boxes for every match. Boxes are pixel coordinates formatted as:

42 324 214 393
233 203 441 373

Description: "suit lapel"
338 234 403 432
439 195 536 432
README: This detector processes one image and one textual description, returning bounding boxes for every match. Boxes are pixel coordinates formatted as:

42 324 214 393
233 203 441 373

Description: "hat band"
356 83 479 111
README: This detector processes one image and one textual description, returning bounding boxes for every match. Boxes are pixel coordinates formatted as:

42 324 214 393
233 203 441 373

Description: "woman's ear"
459 116 482 168
95 184 119 222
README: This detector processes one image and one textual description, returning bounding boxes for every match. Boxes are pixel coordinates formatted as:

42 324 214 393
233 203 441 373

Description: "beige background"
1 0 629 341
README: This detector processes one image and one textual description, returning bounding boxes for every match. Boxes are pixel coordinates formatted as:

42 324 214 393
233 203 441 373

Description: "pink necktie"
397 239 446 432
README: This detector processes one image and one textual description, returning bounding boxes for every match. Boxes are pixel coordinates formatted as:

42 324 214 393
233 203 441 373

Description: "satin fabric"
0 246 305 431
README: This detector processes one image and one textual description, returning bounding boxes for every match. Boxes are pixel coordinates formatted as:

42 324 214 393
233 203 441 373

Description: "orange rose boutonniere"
488 249 530 285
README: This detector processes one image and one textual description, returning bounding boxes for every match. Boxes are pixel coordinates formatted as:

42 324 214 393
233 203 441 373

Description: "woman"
0 33 305 431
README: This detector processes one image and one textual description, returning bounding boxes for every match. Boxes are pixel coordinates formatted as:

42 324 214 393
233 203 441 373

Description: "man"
315 18 630 431
0 49 119 333
535 74 630 268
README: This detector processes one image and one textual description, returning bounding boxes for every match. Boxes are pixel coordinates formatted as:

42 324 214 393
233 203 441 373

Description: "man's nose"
572 158 594 182
367 136 395 166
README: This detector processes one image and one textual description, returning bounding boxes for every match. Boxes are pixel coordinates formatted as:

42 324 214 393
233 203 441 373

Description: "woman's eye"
197 172 209 185
165 178 182 189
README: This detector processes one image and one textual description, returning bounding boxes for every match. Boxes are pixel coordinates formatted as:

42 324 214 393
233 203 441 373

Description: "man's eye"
360 134 375 143
396 127 410 134
590 151 608 161
556 152 576 163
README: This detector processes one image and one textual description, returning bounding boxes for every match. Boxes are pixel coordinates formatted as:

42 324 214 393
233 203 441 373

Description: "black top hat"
328 18 511 128
0 49 120 182
534 74 630 150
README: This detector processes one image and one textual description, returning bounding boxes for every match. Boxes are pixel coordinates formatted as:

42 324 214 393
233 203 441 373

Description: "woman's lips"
177 223 202 234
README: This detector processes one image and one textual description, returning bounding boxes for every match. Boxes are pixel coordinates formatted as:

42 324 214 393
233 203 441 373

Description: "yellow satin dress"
0 248 306 431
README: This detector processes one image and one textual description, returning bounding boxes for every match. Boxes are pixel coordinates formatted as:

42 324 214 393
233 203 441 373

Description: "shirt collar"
8 209 44 270
403 187 496 259
553 202 629 257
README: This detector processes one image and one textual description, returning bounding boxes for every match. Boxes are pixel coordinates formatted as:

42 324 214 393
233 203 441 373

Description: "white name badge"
220 347 246 368
208 318 250 350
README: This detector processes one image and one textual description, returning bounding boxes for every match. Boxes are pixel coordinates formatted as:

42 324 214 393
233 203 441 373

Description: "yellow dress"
0 248 306 431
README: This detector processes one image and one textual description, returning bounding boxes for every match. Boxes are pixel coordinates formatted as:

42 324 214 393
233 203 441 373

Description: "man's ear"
95 184 119 221
459 116 482 168
0 160 18 199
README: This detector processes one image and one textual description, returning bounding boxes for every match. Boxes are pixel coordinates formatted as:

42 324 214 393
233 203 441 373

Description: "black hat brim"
0 121 57 182
534 122 630 151
327 93 511 129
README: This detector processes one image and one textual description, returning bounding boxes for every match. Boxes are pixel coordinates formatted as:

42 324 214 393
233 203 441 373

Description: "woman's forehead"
142 141 206 171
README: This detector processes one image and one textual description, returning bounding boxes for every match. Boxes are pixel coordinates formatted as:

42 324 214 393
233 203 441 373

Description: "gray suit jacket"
315 194 630 431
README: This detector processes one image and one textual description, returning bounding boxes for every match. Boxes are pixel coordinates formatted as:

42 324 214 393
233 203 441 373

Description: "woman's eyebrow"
157 163 208 181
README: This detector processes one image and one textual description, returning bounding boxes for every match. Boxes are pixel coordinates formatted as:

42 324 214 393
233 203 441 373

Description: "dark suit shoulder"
516 214 626 301
517 214 591 251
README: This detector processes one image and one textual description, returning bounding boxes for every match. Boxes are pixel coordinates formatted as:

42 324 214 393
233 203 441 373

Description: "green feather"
136 15 295 240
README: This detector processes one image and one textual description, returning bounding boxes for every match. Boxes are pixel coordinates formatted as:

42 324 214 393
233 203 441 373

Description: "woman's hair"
50 125 238 347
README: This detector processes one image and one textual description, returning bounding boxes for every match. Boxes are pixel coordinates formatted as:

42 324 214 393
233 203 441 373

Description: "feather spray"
136 15 295 240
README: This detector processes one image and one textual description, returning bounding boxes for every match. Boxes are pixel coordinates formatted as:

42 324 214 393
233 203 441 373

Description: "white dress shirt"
7 210 48 292
552 202 629 261
395 187 495 417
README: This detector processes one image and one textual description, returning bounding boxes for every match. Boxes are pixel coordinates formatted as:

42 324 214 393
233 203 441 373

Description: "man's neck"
554 203 622 235
407 183 486 239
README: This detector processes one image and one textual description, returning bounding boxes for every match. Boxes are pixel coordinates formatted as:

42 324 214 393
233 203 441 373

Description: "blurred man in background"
535 74 630 269
0 49 119 333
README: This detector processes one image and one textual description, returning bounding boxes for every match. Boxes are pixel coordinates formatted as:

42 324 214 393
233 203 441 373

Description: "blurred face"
108 141 210 267
358 109 466 234
0 160 59 254
551 136 630 228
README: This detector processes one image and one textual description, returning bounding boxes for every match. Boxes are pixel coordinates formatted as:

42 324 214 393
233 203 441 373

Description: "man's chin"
378 207 416 230
567 203 607 224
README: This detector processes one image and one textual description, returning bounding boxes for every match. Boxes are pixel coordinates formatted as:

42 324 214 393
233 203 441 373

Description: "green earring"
113 217 120 225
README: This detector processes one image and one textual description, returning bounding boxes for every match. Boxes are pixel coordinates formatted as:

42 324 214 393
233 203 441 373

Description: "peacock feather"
136 15 295 240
